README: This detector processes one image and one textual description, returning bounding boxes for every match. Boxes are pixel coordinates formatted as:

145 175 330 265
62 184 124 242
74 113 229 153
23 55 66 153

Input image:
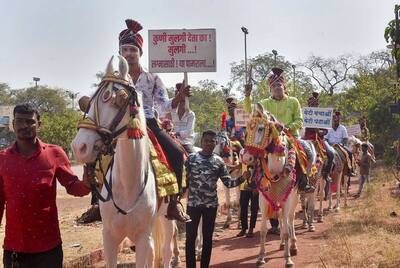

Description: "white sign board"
0 106 14 130
302 107 334 129
148 29 216 73
234 108 251 127
346 124 361 137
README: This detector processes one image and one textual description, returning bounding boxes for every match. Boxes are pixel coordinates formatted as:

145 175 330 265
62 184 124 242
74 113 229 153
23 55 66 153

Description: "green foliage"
38 109 81 156
12 86 69 114
0 83 13 105
189 79 226 133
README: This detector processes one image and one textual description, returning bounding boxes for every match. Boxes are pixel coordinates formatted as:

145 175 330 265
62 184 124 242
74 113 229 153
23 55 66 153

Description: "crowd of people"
0 19 375 268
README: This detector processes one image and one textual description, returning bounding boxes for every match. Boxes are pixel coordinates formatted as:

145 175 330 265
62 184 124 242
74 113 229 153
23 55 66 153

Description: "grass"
319 164 400 268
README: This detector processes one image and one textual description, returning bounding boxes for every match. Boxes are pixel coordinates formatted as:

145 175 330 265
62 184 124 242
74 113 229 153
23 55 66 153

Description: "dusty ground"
0 164 379 267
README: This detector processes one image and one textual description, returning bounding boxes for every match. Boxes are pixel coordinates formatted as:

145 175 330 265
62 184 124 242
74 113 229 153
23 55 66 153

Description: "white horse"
241 106 298 268
213 131 242 229
71 55 176 268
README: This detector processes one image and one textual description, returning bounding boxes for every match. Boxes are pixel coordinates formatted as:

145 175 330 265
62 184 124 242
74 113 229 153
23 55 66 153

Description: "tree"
12 86 69 114
38 109 81 157
301 55 358 96
0 83 13 105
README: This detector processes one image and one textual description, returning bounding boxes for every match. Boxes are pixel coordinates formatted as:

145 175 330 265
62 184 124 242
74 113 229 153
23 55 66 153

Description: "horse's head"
71 55 146 163
213 131 231 158
241 105 284 167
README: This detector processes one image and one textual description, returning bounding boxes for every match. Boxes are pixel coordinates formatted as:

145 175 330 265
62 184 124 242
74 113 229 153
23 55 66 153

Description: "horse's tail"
152 213 164 268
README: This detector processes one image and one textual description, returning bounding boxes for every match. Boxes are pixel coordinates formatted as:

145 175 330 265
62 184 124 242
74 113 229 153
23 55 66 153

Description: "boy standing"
355 143 375 198
185 130 245 268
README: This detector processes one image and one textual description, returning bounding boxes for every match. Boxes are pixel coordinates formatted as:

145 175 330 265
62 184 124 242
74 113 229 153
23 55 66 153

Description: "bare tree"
301 55 358 95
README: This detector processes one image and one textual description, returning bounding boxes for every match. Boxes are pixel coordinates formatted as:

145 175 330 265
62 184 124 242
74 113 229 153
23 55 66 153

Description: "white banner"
302 107 334 129
346 124 361 137
148 29 216 73
234 108 251 127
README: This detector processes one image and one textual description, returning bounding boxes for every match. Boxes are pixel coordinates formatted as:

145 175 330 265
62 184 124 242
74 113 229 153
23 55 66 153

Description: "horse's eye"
102 88 113 102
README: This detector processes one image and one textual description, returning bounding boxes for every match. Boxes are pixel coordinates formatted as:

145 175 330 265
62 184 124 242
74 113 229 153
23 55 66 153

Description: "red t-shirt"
0 139 90 253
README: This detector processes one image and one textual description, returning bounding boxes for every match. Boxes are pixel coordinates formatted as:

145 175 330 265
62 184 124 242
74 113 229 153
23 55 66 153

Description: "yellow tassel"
127 117 144 139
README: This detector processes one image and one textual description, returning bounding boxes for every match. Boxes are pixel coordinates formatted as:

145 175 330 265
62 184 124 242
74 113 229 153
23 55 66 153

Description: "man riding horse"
118 19 191 222
303 92 335 182
244 67 314 193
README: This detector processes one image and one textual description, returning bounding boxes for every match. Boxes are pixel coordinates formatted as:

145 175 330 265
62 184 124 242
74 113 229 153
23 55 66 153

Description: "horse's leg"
335 172 342 211
171 221 181 266
103 227 123 268
235 187 241 229
288 191 298 257
300 193 308 229
308 191 316 232
136 232 155 268
161 217 174 268
318 177 325 222
343 175 349 208
256 198 267 266
282 202 293 268
223 186 231 229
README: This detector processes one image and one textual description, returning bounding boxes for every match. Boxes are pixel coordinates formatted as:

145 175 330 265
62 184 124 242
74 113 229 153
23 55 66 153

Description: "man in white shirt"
325 111 355 176
171 83 196 154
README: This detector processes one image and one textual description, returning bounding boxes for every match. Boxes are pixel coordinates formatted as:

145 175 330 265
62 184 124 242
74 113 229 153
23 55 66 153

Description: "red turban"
119 19 144 55
268 67 285 87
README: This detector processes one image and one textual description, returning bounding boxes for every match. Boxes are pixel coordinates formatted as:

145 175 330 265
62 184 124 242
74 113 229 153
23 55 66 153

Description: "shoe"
246 228 254 237
348 171 357 177
76 205 101 224
267 227 280 235
166 200 192 223
304 184 316 193
236 230 246 237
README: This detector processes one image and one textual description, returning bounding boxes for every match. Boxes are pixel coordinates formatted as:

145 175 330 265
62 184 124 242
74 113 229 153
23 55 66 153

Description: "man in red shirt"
0 103 94 268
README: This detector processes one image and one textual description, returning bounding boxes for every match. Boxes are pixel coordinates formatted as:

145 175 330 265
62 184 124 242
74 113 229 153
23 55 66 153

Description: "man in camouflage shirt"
185 130 245 268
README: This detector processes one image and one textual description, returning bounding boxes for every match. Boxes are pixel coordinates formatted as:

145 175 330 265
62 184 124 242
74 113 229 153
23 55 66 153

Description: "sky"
0 0 397 97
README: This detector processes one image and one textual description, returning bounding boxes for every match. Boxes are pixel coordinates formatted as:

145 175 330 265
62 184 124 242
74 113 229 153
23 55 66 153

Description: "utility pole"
241 26 249 84
272 50 278 66
33 77 40 88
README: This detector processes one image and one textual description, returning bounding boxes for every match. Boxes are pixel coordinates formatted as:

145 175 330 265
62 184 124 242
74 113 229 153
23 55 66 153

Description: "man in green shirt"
244 67 314 193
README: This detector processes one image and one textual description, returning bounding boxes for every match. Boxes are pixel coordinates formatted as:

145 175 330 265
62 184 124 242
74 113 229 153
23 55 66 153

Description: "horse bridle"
77 76 137 154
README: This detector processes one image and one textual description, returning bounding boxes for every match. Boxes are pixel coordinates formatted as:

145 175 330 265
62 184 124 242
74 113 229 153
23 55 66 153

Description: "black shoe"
236 230 246 237
246 228 254 238
303 184 315 193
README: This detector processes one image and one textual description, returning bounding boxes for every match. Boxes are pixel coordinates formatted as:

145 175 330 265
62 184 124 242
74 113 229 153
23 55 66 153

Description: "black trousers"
147 118 185 192
270 219 279 228
239 190 259 230
3 244 63 268
185 206 218 268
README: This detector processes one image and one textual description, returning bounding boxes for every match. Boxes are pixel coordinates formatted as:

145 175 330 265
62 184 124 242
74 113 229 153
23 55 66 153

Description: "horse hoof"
256 258 266 266
196 255 201 261
308 225 316 232
334 207 340 212
301 223 308 229
285 261 294 268
290 247 298 256
279 244 285 250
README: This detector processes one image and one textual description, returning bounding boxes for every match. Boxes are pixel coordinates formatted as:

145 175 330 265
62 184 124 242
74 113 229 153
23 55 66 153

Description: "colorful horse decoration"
240 104 299 268
71 55 178 268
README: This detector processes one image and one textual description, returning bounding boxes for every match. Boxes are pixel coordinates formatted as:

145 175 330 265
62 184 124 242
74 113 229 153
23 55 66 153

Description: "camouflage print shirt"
185 152 244 208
